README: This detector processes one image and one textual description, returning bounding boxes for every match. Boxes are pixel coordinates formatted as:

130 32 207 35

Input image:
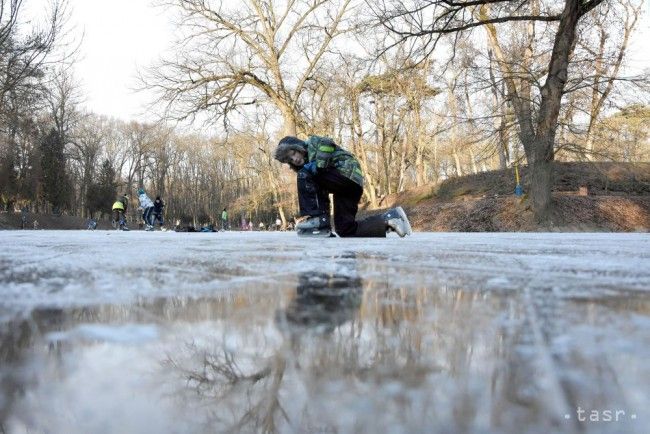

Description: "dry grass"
368 162 650 232
402 195 650 232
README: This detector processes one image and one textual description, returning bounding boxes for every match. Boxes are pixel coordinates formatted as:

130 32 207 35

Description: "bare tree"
573 0 644 160
338 56 382 206
45 66 81 144
146 0 355 136
0 0 69 106
372 0 607 223
0 0 71 210
68 114 104 216
148 126 177 197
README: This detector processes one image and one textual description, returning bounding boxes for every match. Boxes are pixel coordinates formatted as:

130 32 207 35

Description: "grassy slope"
371 162 650 232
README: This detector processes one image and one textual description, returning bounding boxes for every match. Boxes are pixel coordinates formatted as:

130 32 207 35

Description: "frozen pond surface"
0 230 649 434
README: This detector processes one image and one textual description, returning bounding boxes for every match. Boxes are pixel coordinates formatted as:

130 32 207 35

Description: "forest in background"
1 0 649 228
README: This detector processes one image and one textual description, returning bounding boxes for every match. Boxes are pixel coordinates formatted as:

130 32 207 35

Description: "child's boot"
296 215 331 236
383 207 412 237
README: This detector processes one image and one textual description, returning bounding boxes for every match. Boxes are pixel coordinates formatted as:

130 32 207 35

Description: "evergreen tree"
0 151 16 211
39 128 69 213
87 159 117 218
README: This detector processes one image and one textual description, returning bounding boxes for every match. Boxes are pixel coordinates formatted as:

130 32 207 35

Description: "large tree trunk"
281 109 298 137
529 142 554 222
482 0 586 223
531 0 582 223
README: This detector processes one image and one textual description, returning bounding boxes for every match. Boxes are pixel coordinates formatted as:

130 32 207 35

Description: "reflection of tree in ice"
163 269 363 433
164 343 286 433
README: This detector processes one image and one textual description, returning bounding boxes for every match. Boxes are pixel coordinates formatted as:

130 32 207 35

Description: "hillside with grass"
371 162 650 232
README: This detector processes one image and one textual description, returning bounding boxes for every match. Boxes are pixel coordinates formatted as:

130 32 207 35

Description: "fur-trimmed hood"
274 136 307 164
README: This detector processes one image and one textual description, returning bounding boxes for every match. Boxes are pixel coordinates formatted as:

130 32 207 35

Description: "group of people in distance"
105 134 412 237
111 189 165 231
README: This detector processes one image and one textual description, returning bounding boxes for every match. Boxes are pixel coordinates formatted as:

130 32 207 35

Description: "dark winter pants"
112 210 125 226
297 168 386 237
142 207 154 226
153 212 164 226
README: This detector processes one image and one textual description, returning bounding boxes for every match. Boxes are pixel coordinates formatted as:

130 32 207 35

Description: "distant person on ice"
153 196 165 230
87 218 97 230
137 188 155 231
221 208 228 231
20 206 28 229
112 194 129 231
273 135 412 237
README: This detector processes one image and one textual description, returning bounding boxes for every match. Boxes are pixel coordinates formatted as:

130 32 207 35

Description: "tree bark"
481 0 590 223
530 0 582 222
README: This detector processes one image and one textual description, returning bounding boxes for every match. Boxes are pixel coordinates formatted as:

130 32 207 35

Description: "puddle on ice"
0 231 648 433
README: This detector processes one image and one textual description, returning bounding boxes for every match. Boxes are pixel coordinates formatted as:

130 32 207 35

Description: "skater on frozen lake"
86 218 97 230
221 208 228 231
274 135 412 237
111 194 130 231
152 196 165 230
137 188 155 231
